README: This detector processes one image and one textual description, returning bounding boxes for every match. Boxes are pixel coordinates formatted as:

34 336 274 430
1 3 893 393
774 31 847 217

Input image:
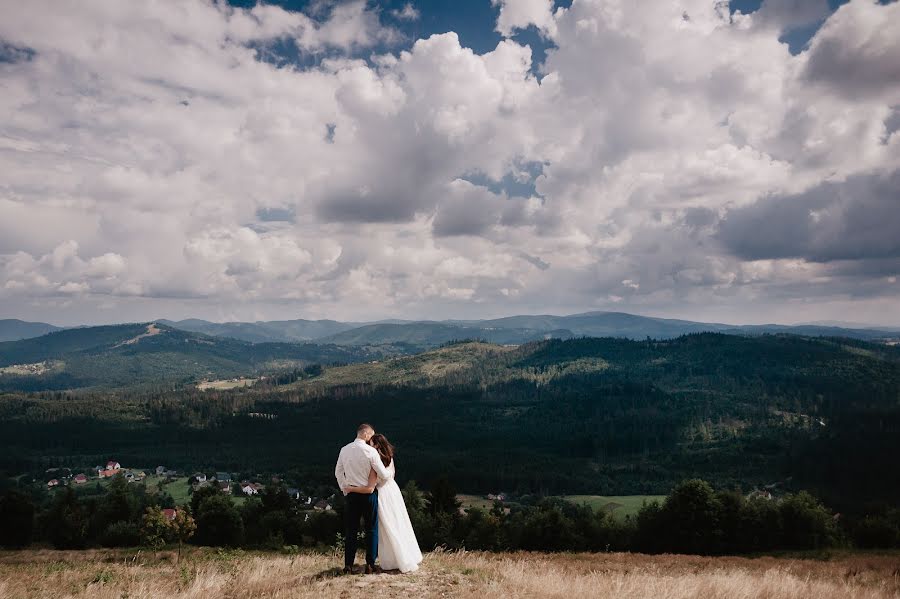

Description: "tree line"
2 475 898 554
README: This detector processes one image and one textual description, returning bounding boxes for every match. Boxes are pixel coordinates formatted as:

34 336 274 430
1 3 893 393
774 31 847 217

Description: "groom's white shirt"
335 438 390 496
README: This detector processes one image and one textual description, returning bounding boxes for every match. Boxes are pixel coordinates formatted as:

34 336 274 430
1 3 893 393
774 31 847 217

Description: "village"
42 460 336 512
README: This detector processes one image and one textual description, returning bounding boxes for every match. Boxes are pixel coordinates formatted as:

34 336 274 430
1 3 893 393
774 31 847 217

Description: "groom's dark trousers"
344 490 378 567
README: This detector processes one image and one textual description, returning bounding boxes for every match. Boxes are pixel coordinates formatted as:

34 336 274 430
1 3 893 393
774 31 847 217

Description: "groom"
335 423 390 574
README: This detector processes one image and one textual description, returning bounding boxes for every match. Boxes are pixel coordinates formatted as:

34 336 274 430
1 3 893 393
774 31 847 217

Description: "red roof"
163 508 177 521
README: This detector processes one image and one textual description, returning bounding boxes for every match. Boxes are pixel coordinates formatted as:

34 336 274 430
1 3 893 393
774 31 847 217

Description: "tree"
194 494 244 547
141 506 173 549
426 476 461 517
0 490 35 548
659 479 723 554
779 491 837 550
171 508 197 563
190 485 219 516
44 487 88 549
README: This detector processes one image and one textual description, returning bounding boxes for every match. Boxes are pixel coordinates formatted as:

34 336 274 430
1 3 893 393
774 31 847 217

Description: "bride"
343 434 423 573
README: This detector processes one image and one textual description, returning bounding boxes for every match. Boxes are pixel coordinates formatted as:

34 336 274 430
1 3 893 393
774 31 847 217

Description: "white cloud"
0 0 898 326
493 0 558 38
391 3 421 22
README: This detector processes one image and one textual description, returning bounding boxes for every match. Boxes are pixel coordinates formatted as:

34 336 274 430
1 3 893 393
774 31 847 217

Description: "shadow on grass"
308 566 405 582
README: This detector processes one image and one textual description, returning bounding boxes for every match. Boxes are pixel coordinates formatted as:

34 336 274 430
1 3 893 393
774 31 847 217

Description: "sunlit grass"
1 547 897 599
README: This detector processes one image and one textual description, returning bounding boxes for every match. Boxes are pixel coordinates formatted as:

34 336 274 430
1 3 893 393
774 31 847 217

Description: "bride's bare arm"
342 468 377 494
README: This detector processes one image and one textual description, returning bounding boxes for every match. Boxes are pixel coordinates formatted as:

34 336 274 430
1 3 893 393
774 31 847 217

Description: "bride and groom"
335 423 423 574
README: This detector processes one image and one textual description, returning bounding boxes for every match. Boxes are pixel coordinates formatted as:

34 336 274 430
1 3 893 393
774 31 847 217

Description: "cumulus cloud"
802 0 900 99
493 0 558 38
0 0 898 325
719 169 900 263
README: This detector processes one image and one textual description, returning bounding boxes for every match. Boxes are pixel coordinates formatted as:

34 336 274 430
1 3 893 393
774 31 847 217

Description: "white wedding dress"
376 460 423 573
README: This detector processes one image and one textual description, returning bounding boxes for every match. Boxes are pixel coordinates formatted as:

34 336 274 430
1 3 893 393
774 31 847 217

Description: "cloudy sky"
1 0 898 327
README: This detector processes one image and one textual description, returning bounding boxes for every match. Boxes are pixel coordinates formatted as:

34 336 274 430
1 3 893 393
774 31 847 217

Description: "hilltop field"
0 547 898 599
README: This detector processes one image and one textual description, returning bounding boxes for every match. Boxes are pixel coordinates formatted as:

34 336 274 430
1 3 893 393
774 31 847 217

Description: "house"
286 488 300 500
193 473 207 483
106 461 121 471
155 466 166 476
218 482 232 494
216 472 232 483
124 471 135 481
47 479 59 487
314 500 332 511
241 483 258 496
73 474 87 484
162 508 178 521
98 469 119 478
164 469 177 478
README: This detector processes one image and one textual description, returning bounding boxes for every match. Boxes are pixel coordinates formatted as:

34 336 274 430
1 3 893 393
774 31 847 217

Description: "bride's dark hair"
370 433 394 467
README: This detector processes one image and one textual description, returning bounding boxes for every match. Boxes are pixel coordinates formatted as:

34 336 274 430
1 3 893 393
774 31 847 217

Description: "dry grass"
0 548 898 599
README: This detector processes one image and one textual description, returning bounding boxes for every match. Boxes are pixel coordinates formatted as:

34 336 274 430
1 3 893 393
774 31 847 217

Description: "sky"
0 0 898 327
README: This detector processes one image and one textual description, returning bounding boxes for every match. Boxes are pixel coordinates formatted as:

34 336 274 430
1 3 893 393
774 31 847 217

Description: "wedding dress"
376 460 423 573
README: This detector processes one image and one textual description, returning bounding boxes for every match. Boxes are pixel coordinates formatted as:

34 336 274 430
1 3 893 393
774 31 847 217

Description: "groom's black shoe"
342 565 361 575
365 564 383 575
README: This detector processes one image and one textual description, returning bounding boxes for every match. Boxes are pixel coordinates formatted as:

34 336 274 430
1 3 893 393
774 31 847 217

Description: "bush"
851 511 900 549
0 490 35 548
101 520 142 547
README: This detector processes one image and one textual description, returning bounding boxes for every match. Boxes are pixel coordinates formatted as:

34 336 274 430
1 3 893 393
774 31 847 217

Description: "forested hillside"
0 323 405 391
2 334 898 510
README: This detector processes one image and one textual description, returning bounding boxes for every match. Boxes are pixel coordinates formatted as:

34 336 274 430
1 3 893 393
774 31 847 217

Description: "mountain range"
3 311 897 347
0 322 399 391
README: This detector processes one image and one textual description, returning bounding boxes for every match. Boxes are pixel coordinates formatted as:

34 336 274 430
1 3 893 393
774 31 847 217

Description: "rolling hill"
155 318 362 343
4 333 895 507
0 319 63 342
0 322 400 391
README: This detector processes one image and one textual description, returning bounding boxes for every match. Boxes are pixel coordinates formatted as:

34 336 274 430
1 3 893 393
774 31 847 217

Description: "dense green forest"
1 333 898 513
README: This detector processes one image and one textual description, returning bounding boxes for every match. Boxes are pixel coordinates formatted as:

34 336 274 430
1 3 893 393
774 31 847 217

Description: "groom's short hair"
357 423 374 435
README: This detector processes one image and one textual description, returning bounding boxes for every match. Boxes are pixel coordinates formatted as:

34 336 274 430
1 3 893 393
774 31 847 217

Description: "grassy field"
0 547 897 598
459 494 666 520
458 494 500 511
562 495 667 519
144 476 246 506
196 378 256 390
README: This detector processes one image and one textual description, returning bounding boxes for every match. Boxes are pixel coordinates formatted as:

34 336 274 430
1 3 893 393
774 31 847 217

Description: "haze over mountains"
0 319 64 342
2 311 898 347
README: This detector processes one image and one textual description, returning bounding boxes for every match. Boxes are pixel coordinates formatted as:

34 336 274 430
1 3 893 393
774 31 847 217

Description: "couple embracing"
334 423 423 574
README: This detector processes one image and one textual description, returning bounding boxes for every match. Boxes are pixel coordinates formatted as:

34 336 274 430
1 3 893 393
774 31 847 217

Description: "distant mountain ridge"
0 322 399 391
3 311 899 346
312 311 899 347
0 319 63 342
155 318 362 343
